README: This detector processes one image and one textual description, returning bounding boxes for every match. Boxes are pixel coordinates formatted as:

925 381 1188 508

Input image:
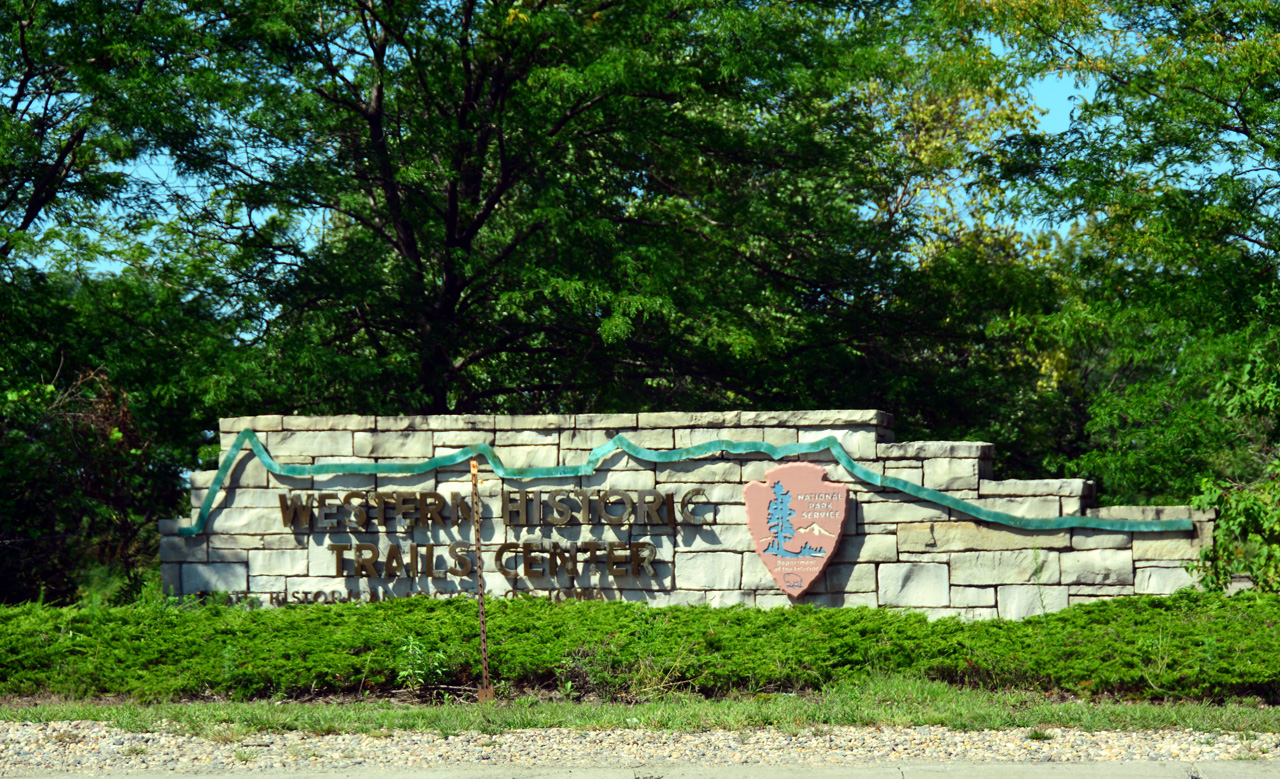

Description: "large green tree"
964 0 1280 585
0 0 264 602
0 0 1081 600
164 0 1060 447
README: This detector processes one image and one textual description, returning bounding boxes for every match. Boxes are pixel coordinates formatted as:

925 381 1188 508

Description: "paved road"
15 764 1280 779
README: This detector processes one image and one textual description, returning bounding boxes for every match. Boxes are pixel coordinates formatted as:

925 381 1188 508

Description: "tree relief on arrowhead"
745 462 850 596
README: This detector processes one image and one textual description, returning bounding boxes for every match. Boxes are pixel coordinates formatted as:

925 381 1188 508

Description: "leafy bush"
1 591 1277 703
396 635 459 692
1197 465 1280 592
0 369 182 604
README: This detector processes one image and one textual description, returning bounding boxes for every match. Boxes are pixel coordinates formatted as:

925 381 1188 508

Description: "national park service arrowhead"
745 462 849 596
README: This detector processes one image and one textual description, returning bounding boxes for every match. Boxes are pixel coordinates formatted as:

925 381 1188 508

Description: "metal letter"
342 491 368 530
329 543 351 576
581 541 604 571
447 541 473 576
495 543 520 579
315 492 340 530
451 492 473 525
521 541 545 577
421 543 445 579
279 492 314 529
680 488 708 524
637 489 664 524
395 493 419 526
601 490 633 524
420 492 446 525
550 542 578 578
631 542 657 576
606 542 629 577
547 490 572 525
370 492 396 530
384 543 405 578
573 489 593 523
354 543 379 577
500 489 529 525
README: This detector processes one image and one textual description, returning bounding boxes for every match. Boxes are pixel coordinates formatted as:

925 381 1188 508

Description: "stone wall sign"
158 410 1223 620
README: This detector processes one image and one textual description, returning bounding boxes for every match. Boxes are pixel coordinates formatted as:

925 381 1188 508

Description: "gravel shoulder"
2 720 1278 777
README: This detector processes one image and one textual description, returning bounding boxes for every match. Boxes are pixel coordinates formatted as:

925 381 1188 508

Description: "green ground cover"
1 590 1277 707
4 675 1279 735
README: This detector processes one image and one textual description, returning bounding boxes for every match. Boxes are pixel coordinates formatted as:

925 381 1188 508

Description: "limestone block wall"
159 411 1214 619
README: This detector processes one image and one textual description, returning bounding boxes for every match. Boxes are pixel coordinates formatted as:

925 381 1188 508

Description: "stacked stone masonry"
160 411 1215 620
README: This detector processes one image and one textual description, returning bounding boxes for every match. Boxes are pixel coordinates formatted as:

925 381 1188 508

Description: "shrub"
0 591 1276 703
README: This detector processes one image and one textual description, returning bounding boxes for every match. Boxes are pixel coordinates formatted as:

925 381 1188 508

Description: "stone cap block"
227 410 895 435
574 413 639 429
495 414 574 430
980 479 1094 498
1086 505 1217 521
354 431 434 458
189 470 218 489
376 414 427 430
738 409 892 427
638 411 743 428
878 441 994 460
375 414 495 430
219 415 284 433
282 415 375 431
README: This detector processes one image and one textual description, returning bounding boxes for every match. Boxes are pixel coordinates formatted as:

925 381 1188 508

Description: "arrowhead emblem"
745 462 850 596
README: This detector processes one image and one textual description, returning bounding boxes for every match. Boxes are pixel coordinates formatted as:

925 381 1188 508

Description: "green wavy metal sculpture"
180 429 1194 537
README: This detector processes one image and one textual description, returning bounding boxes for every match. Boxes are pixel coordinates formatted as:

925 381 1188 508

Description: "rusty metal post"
472 458 494 702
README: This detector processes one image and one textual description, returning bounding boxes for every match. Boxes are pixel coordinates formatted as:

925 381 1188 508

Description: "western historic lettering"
278 487 709 531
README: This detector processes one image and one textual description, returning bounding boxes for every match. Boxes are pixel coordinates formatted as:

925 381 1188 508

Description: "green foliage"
153 0 1064 440
0 365 176 604
1 592 1277 703
396 636 457 692
0 0 168 258
8 0 1280 606
954 0 1280 504
1196 465 1280 592
0 262 271 603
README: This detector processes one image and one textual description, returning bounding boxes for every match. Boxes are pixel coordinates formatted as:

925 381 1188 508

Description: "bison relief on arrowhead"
745 462 850 596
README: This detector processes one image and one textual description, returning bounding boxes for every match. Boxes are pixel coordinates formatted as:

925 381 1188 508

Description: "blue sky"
1033 74 1085 134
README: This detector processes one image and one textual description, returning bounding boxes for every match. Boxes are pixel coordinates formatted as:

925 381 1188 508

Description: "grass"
2 675 1278 736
